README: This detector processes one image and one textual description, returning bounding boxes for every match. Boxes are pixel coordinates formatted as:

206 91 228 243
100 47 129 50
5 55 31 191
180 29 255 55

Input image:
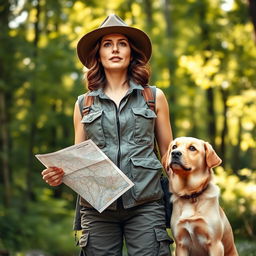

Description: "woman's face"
99 33 131 72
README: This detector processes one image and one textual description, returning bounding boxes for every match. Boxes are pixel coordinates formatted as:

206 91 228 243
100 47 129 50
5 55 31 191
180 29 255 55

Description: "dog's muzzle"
171 150 192 171
171 150 182 159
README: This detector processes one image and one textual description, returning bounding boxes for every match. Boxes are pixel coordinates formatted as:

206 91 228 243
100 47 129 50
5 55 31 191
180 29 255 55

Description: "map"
35 140 134 212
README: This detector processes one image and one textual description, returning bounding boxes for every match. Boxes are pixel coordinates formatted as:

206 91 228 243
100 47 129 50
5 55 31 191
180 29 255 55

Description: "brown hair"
85 38 151 91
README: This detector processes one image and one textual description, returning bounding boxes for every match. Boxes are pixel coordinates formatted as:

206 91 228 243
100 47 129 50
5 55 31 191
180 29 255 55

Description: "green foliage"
236 240 256 256
215 167 256 239
216 167 256 255
0 189 77 255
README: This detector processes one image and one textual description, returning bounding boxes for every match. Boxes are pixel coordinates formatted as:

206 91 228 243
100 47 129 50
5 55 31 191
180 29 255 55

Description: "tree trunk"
248 0 256 42
220 87 229 167
0 0 11 208
162 0 177 136
199 1 216 147
206 88 216 148
190 90 199 138
0 92 11 207
143 0 153 31
232 117 242 174
26 0 41 201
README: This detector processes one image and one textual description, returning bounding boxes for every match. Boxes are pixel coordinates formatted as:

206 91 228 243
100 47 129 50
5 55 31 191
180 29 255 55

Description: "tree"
0 0 12 208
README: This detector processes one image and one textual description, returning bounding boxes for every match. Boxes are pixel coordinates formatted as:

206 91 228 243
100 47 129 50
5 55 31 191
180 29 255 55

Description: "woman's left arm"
155 88 173 158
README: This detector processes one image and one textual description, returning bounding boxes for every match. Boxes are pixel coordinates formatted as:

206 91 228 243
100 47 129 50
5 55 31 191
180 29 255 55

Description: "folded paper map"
35 140 134 212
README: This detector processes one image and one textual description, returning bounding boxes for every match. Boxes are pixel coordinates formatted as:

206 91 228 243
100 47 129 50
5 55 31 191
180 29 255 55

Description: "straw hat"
77 14 152 68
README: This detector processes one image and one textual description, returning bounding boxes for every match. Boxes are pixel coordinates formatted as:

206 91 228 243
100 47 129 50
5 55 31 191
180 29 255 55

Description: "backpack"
73 86 172 232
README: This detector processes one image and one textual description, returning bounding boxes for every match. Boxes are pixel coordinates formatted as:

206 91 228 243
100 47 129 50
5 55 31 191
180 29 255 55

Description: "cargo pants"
79 199 173 256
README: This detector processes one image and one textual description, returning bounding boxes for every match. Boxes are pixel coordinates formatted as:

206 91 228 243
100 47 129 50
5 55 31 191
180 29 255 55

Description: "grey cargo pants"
79 200 173 256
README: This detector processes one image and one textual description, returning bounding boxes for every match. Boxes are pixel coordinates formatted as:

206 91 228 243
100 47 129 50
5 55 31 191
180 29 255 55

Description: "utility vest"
76 81 163 211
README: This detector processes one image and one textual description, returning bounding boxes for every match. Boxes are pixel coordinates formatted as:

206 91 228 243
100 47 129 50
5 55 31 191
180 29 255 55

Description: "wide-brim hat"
77 14 152 68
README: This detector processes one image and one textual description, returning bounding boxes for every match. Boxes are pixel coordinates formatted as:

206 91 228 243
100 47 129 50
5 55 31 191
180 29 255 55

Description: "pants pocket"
79 230 89 248
154 227 173 256
79 248 85 256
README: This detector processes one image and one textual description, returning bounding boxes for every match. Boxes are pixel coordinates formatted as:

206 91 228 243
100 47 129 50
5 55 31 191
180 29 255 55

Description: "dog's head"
163 137 222 175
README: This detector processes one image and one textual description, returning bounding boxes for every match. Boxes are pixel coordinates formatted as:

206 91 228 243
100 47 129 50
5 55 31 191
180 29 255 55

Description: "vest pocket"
81 110 105 148
132 108 156 145
130 157 163 202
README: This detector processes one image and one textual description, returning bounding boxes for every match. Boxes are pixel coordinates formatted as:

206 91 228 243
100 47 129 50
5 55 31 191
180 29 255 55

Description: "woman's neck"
103 70 130 106
104 70 128 92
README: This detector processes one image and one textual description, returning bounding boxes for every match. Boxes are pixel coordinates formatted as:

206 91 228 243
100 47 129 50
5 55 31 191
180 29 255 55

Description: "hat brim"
77 26 152 68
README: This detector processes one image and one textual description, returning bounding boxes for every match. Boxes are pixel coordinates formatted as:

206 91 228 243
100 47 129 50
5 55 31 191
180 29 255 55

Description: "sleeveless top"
77 80 163 210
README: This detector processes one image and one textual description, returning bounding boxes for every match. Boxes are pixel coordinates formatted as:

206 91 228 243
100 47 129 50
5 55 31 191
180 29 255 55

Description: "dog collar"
180 185 209 202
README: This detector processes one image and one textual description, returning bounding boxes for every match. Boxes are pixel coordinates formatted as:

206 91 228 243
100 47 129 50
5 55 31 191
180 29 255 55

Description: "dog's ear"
204 142 222 168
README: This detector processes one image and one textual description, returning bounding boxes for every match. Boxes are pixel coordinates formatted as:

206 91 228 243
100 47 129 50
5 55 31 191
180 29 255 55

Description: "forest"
0 0 256 255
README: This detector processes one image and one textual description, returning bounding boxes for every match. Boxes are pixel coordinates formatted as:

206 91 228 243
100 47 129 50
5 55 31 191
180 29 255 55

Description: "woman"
42 14 173 256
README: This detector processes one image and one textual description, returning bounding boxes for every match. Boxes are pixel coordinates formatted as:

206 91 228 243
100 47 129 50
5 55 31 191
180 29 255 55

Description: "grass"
6 238 256 255
236 240 256 256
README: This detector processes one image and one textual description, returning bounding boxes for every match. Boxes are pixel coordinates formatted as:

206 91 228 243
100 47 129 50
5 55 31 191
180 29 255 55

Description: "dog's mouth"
170 160 192 171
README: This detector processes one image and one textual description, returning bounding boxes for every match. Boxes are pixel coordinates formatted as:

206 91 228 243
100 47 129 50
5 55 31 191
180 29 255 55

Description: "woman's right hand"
41 167 64 186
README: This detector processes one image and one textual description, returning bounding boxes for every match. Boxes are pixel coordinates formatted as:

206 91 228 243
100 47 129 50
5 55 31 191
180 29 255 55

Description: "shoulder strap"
82 93 94 116
143 86 159 157
73 94 93 231
141 86 156 112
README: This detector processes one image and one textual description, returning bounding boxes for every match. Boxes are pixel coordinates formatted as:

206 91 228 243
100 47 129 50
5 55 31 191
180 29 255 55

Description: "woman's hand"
41 167 64 186
41 102 84 187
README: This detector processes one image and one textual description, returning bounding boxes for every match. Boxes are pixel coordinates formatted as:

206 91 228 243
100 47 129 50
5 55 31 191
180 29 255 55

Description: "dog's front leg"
174 232 191 256
175 245 190 256
208 240 224 256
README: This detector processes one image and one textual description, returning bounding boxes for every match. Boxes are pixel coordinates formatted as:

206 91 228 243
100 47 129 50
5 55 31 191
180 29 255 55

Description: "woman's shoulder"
77 93 85 102
144 85 166 102
146 85 163 93
154 88 168 112
154 87 165 99
76 94 86 115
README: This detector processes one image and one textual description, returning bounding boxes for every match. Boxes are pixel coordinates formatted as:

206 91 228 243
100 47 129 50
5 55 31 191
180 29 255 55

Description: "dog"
162 137 238 256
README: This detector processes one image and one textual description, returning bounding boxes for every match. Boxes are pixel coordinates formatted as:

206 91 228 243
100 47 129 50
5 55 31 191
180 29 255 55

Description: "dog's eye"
189 146 196 151
172 145 177 150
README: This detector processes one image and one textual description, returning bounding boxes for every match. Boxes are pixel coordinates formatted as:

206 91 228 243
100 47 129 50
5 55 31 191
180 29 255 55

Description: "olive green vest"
77 81 163 210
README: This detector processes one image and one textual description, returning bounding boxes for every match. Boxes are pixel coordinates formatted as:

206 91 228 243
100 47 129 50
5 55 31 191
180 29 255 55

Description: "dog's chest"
174 202 207 230
173 207 210 252
171 198 220 250
174 197 202 218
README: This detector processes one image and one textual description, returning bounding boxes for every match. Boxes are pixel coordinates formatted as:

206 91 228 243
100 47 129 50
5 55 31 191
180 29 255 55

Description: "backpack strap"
142 86 172 228
73 93 93 232
141 86 156 112
82 93 94 116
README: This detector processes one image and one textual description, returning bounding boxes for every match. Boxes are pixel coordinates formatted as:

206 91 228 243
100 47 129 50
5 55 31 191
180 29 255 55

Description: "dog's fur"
162 137 238 256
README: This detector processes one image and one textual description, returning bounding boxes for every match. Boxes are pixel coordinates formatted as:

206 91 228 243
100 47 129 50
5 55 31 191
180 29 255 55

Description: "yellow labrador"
162 137 238 256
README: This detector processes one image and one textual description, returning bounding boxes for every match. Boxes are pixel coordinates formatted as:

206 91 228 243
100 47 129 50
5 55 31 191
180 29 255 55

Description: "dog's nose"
172 150 182 158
